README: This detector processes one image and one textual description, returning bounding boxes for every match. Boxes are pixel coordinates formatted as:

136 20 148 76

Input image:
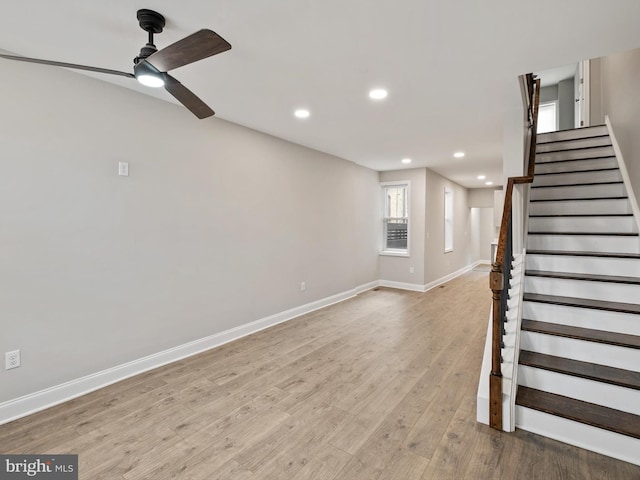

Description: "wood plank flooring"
1 270 640 479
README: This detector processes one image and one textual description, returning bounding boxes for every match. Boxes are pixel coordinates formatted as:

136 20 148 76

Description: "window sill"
444 249 453 254
380 251 410 258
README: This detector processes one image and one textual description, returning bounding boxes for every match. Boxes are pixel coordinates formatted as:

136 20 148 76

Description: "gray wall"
470 208 495 261
424 170 471 283
558 78 575 131
0 60 380 402
469 188 499 208
595 48 640 196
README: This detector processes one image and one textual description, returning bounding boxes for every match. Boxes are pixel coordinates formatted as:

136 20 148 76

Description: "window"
381 182 409 255
537 102 558 133
444 187 453 252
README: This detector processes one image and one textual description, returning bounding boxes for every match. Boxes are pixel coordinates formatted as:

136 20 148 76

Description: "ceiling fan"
0 9 231 119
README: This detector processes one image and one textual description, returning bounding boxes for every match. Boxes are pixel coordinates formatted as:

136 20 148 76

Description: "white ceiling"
2 1 640 188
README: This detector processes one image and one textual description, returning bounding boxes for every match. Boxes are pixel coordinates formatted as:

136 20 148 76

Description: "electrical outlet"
409 267 415 274
300 281 306 291
5 350 20 370
118 161 129 176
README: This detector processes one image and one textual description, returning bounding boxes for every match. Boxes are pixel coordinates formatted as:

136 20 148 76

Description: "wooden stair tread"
534 167 619 176
528 231 638 236
536 128 608 145
531 181 622 189
525 270 640 285
530 196 627 203
536 144 612 155
534 155 616 166
516 386 640 439
522 319 640 349
519 350 640 390
526 250 640 259
523 293 640 315
529 213 633 218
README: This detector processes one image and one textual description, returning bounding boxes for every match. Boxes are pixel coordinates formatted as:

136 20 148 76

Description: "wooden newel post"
489 264 503 430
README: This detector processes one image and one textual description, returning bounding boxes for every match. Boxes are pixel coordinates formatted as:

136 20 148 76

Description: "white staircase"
516 124 640 466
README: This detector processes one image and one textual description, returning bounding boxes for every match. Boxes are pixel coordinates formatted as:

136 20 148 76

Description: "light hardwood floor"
1 270 639 479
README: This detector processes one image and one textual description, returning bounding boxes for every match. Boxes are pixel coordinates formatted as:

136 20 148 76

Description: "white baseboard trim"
379 261 485 294
0 280 379 426
378 280 425 292
423 263 478 292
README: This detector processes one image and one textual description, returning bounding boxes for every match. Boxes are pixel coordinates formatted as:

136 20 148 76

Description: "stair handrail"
489 73 540 430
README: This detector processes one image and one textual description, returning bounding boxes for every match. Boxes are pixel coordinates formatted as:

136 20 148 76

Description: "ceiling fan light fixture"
136 74 165 88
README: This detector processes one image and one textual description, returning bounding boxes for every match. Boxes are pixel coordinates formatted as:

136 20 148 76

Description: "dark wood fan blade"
0 53 134 79
146 29 231 72
163 74 214 119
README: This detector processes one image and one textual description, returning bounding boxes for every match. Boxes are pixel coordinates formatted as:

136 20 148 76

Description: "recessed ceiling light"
454 152 465 158
477 175 486 180
294 109 310 119
485 181 493 186
369 88 388 100
401 158 412 164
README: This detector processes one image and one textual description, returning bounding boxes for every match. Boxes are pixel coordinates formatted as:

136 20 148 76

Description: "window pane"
385 219 408 250
385 186 407 218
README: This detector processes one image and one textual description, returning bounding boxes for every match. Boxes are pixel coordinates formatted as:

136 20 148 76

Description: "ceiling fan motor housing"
134 9 165 64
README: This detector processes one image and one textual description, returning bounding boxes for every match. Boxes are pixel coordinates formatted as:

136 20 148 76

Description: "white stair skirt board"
0 279 379 425
538 125 609 143
520 331 640 372
530 183 627 201
529 198 632 216
525 253 640 277
522 301 640 336
536 146 615 163
534 157 619 175
527 233 640 254
533 169 622 187
516 406 640 466
536 136 612 153
524 275 640 304
518 365 640 415
529 215 637 234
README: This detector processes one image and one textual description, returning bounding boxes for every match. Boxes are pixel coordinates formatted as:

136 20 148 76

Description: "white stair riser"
535 157 619 175
518 365 640 415
536 146 615 163
516 406 640 466
524 276 640 304
527 234 640 254
529 198 632 216
533 169 621 187
529 216 637 234
526 254 640 277
537 126 609 143
522 301 640 336
530 183 626 201
536 136 612 153
520 331 640 371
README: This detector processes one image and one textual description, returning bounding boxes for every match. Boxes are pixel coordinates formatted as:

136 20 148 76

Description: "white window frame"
444 187 453 253
537 101 559 133
380 181 410 257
